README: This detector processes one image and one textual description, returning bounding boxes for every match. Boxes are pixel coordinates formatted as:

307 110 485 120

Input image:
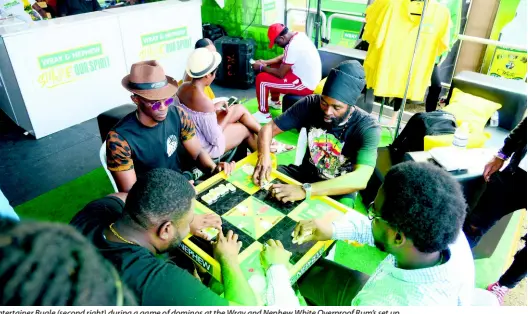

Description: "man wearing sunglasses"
253 61 380 206
106 60 235 194
262 162 474 306
106 61 233 240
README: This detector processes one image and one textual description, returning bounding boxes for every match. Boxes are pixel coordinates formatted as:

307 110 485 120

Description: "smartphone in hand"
227 96 238 108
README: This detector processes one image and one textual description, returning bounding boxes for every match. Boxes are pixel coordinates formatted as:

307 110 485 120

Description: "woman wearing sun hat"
177 48 261 159
179 38 217 100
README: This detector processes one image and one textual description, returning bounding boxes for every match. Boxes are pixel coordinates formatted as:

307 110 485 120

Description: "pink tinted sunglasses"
145 98 174 111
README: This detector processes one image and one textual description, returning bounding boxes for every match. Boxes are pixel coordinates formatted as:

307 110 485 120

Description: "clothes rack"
314 0 323 48
394 0 429 137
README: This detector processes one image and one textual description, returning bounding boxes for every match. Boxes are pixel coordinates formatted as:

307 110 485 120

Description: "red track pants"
255 66 313 113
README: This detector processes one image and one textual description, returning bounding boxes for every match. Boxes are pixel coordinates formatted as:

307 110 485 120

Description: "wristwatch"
302 183 312 200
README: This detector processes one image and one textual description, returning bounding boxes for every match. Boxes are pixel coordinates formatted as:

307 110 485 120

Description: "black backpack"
389 110 457 163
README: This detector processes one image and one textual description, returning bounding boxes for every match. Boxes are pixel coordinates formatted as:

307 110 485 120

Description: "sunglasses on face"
141 97 174 111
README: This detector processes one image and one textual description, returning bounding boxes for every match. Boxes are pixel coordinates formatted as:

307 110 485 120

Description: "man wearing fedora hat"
106 60 235 193
106 61 234 240
251 23 321 124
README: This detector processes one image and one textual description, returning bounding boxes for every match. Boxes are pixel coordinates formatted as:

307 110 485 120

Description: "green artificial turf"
15 167 114 223
13 98 520 290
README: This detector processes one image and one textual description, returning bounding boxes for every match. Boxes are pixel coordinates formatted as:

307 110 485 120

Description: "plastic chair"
294 127 308 166
100 141 119 193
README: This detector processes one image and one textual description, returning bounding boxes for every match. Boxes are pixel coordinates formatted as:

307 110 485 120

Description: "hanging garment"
437 0 463 63
364 0 451 100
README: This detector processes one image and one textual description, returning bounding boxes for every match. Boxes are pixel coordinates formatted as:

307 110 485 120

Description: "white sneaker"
253 111 272 124
269 100 282 110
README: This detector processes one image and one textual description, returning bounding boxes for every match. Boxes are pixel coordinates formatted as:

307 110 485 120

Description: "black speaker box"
214 36 256 89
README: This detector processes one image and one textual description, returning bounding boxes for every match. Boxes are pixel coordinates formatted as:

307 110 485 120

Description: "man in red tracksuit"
252 23 322 124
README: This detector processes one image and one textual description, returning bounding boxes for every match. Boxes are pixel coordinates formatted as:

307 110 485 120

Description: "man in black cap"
253 60 380 204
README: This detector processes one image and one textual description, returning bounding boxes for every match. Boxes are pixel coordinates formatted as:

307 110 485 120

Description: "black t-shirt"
70 196 228 306
106 106 196 177
274 94 381 179
58 0 102 16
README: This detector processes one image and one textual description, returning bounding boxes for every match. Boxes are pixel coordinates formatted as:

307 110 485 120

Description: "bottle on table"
452 122 470 149
490 111 499 127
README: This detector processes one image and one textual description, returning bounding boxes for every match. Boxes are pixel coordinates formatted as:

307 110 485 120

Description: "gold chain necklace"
109 223 137 245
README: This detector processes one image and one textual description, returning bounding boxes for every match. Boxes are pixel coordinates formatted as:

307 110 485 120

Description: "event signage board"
107 1 202 81
0 1 203 139
262 0 284 26
36 43 111 88
488 47 527 80
484 0 527 80
1 12 129 138
139 27 192 61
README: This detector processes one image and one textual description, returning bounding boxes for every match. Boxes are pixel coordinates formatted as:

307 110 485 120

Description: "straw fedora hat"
186 48 222 79
122 60 178 100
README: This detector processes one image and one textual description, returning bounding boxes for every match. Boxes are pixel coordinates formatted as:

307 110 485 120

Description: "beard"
324 106 352 128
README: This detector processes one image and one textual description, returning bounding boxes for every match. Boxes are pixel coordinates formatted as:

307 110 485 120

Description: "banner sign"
139 27 192 60
37 44 111 88
488 47 527 80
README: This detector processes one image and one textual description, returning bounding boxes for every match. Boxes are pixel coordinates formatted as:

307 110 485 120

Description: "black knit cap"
322 60 366 105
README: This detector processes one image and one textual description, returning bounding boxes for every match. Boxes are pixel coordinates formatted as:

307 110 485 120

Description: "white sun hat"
186 47 222 79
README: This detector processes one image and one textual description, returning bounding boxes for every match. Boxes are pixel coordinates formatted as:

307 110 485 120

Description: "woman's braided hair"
0 219 137 306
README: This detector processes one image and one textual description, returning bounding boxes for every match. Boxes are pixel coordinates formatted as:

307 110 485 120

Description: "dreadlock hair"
0 219 137 306
380 162 467 253
124 168 196 229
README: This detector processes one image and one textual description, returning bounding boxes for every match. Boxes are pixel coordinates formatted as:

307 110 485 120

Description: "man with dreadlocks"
70 168 257 306
253 60 381 206
0 219 137 306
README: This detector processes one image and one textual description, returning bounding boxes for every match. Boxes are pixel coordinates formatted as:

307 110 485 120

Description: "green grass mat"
15 167 114 223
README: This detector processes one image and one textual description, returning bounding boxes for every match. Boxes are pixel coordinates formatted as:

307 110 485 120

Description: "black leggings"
393 64 442 112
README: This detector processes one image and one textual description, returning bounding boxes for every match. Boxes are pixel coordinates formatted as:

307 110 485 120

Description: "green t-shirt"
70 196 228 306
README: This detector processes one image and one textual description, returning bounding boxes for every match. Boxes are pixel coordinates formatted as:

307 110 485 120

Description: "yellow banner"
488 47 527 80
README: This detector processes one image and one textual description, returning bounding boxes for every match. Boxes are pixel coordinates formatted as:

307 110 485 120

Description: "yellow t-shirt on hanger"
364 0 451 101
362 0 393 89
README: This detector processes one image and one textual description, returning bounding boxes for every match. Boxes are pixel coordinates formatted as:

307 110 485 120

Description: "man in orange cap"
252 23 321 124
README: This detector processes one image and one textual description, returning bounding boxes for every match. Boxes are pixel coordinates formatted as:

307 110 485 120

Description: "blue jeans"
0 189 19 221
